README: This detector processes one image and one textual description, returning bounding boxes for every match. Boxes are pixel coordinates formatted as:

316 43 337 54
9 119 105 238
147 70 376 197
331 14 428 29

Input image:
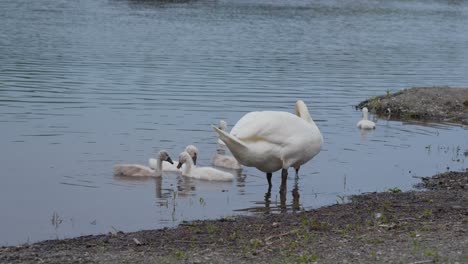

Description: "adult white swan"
177 151 234 181
113 150 173 177
212 100 323 186
357 107 376 130
149 145 198 171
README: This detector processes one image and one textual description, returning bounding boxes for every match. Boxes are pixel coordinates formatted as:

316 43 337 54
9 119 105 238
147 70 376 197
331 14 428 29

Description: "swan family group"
114 101 375 185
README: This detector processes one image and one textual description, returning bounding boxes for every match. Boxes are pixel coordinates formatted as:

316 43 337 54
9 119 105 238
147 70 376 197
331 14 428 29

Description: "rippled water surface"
1 0 467 245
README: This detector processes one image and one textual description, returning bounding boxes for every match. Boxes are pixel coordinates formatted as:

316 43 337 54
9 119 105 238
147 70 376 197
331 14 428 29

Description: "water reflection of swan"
291 175 300 212
278 175 300 213
113 175 174 207
357 107 376 130
212 100 322 186
175 174 235 198
359 128 374 141
149 145 198 172
237 174 301 214
177 151 234 181
114 150 173 177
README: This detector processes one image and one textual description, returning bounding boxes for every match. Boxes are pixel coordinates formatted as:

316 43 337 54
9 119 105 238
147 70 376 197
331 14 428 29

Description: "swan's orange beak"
166 157 174 164
177 162 183 169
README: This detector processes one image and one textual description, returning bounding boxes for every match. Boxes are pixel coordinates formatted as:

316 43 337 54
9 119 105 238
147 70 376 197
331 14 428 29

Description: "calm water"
0 0 467 245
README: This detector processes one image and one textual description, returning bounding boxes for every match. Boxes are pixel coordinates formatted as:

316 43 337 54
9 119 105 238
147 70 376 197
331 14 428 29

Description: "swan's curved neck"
296 101 321 136
363 111 369 120
154 158 163 173
182 156 194 175
295 101 313 123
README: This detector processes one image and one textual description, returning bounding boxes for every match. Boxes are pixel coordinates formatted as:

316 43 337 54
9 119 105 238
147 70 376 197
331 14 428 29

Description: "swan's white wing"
163 161 181 171
357 120 376 129
230 111 310 144
114 164 154 177
193 167 234 181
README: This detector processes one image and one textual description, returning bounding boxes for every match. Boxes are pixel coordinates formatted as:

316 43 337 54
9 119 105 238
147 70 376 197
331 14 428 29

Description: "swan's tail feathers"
295 100 313 123
212 125 248 153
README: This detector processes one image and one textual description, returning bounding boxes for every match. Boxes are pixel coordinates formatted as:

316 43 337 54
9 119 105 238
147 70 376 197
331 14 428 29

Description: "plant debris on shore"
1 171 467 263
357 86 468 124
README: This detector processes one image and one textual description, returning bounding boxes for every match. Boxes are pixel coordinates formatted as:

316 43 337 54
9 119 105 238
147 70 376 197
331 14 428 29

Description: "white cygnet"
357 107 376 130
178 151 234 181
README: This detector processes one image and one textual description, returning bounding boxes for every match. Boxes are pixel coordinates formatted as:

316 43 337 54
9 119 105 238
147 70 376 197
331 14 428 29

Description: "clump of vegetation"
388 187 402 193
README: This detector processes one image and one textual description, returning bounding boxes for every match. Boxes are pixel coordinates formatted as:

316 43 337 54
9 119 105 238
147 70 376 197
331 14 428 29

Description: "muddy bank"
357 87 468 124
1 171 467 263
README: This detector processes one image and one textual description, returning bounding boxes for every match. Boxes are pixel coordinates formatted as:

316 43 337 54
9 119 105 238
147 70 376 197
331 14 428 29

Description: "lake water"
0 0 467 245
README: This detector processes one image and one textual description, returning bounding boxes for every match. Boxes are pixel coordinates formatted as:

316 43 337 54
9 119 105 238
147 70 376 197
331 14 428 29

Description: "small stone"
133 238 142 245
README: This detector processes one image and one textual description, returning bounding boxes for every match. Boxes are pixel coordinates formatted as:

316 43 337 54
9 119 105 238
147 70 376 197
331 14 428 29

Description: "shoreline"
1 171 467 263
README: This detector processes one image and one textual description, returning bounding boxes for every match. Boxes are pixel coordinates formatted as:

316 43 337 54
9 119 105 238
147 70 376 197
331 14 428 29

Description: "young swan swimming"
149 145 198 171
177 151 234 181
211 149 242 170
212 120 242 170
217 120 228 147
357 107 376 130
114 150 173 177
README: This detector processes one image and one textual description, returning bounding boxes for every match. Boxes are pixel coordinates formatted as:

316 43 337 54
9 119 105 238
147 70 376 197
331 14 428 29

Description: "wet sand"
1 171 466 263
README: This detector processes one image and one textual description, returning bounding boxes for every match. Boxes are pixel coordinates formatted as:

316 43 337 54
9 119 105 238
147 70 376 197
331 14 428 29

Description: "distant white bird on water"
357 107 376 130
212 100 323 186
113 150 173 177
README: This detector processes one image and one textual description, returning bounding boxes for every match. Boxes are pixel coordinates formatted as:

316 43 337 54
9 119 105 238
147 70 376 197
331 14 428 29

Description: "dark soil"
1 171 467 264
414 171 468 191
356 87 468 124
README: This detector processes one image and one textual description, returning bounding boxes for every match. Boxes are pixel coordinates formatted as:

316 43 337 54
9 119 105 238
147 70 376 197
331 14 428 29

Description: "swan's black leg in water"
281 168 288 187
266 172 272 187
